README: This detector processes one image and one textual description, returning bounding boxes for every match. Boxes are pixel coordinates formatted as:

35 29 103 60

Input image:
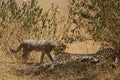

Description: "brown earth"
0 0 119 80
0 49 120 80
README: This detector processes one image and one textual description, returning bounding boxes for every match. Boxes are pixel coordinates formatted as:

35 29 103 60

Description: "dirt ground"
0 49 120 80
0 0 120 80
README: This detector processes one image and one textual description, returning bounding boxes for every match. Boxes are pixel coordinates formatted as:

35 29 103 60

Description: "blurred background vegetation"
0 0 119 52
68 0 120 51
0 0 119 79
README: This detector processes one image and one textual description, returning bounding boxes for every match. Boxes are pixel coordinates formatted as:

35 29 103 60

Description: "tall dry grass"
0 0 69 61
0 0 120 80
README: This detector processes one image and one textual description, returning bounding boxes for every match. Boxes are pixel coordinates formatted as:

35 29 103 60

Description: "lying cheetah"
42 48 119 68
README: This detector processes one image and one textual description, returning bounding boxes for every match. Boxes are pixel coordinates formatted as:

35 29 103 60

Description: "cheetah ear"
60 43 67 48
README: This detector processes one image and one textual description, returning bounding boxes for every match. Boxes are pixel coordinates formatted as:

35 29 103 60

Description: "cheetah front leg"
46 52 54 62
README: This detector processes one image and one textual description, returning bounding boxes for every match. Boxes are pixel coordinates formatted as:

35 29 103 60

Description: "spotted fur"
42 48 119 68
10 40 66 64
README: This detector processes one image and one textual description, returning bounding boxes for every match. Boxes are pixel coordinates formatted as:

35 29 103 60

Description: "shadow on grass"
11 57 120 80
11 60 99 79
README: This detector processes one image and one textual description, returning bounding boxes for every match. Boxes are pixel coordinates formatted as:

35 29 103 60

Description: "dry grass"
0 49 120 80
0 0 119 80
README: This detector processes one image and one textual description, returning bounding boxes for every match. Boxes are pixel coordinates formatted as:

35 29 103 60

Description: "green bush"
68 0 120 50
0 0 119 51
0 0 66 51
